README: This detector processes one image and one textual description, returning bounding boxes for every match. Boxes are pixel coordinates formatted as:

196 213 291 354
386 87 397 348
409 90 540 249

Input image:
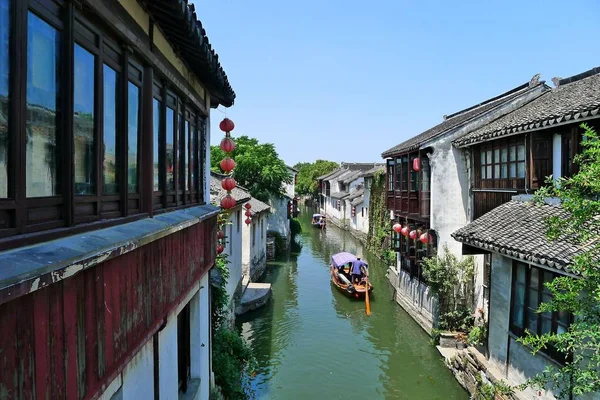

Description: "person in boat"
351 256 367 284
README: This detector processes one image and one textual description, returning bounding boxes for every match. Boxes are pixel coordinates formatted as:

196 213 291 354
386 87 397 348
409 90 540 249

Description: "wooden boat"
330 252 373 299
311 213 326 229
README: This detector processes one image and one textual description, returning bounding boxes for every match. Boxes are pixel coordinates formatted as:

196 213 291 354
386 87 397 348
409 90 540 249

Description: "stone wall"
387 267 436 333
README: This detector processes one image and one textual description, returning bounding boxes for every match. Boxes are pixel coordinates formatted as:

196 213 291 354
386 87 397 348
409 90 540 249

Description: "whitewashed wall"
225 206 243 307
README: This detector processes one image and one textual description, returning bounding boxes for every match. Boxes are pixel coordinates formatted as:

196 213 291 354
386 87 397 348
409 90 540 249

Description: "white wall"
267 195 290 239
348 177 364 191
158 312 178 399
243 212 268 280
225 205 243 305
122 336 154 399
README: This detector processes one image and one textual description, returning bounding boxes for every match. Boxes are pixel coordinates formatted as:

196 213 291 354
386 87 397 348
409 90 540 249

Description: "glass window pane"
178 113 184 191
501 164 507 179
189 121 195 192
509 146 516 161
0 0 9 198
153 99 160 192
501 148 508 163
26 12 60 197
512 282 525 329
127 82 139 194
486 150 492 164
103 65 118 194
480 166 486 179
486 166 492 179
480 151 485 164
166 107 175 191
517 161 525 178
184 120 189 191
74 44 95 195
517 145 525 161
527 309 538 333
494 165 500 179
557 311 570 334
509 163 516 178
494 149 499 163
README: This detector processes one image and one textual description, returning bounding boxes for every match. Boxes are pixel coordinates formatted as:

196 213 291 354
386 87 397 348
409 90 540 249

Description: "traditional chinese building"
382 75 547 332
0 0 234 398
451 67 600 399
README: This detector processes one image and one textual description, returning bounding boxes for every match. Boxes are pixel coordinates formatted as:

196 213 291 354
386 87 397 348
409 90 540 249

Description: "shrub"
212 327 255 400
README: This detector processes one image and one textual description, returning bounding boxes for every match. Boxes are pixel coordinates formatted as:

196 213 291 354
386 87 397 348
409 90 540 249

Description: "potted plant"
455 332 468 350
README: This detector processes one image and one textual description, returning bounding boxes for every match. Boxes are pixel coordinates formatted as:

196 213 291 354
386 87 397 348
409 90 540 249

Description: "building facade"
0 0 235 398
452 67 600 400
242 197 270 282
266 165 297 249
382 75 548 332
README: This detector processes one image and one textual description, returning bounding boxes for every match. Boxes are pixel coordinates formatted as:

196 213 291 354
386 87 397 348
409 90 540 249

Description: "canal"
237 207 468 399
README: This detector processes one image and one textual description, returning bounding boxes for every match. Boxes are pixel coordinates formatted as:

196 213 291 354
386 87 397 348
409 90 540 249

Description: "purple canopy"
331 252 358 268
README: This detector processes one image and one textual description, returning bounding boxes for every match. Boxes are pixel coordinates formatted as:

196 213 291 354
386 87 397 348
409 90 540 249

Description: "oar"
364 269 371 316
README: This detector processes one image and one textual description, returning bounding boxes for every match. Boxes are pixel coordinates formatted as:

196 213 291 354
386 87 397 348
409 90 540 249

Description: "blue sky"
196 0 600 166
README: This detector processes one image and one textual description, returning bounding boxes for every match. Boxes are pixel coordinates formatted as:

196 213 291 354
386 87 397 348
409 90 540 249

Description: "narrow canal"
237 207 468 399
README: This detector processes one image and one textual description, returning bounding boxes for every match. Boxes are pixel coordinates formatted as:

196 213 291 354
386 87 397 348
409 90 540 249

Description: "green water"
237 207 468 400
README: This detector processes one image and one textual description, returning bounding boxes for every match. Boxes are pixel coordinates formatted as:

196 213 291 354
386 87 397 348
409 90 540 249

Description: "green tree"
521 123 600 398
211 135 291 202
294 159 338 197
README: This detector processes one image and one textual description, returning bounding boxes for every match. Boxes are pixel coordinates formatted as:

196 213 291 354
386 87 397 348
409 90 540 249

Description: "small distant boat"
311 213 326 229
330 252 373 299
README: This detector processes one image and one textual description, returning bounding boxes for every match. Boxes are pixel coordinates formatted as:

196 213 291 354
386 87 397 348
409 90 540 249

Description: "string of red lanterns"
392 222 432 245
217 118 236 254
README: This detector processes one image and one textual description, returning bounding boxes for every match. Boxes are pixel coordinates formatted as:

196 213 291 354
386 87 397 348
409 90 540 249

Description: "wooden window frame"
386 159 394 192
0 0 208 250
477 139 526 182
509 261 573 362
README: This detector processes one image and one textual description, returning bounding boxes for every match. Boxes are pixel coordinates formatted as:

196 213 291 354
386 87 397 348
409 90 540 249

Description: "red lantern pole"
217 118 237 255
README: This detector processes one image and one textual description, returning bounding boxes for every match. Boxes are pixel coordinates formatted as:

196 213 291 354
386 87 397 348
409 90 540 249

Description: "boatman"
351 256 366 284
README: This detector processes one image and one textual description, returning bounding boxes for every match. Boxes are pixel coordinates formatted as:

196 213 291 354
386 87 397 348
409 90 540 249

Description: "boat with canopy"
330 252 373 314
312 213 326 229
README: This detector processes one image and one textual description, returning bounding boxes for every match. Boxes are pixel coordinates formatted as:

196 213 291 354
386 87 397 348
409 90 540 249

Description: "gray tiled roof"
345 188 364 201
210 173 251 205
360 164 385 177
455 67 600 147
330 191 348 199
452 199 589 274
248 197 270 215
381 79 543 158
351 196 365 207
341 171 363 185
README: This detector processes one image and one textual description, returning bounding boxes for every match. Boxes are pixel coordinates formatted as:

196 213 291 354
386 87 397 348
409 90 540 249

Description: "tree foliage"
211 135 291 202
521 123 600 398
293 160 339 197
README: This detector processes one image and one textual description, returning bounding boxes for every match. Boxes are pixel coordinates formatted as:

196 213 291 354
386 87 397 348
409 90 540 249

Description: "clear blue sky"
196 0 600 166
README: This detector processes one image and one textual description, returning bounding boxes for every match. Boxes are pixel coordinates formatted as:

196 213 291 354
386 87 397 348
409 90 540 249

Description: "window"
410 155 419 191
394 158 402 191
0 0 9 198
166 104 175 193
26 11 61 197
74 44 96 195
401 156 409 191
127 81 140 194
510 262 572 360
237 210 241 233
479 142 525 180
260 219 264 240
103 65 119 194
177 303 191 394
153 98 161 192
421 157 430 192
252 223 256 247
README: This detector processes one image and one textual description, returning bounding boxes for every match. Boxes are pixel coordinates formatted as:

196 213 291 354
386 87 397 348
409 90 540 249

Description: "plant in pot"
455 332 468 350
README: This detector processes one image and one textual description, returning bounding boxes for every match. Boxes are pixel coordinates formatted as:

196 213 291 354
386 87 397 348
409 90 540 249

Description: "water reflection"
239 206 467 399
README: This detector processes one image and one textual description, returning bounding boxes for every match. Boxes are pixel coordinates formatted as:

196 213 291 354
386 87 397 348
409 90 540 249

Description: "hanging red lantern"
219 118 235 132
245 217 252 225
401 226 410 237
220 137 236 153
220 195 236 210
217 230 225 240
220 157 236 172
419 233 429 244
244 203 252 210
413 157 421 172
392 223 402 233
217 244 224 254
221 177 236 191
409 230 417 240
245 209 252 217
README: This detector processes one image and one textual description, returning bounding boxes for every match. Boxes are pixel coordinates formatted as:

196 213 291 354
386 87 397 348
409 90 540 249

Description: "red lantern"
419 233 429 244
217 230 225 240
413 157 421 172
220 157 236 172
245 210 252 217
393 223 402 233
221 177 236 191
217 244 224 254
220 195 236 209
219 118 235 132
245 217 252 225
220 137 235 153
409 230 417 240
401 226 410 237
244 203 252 210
